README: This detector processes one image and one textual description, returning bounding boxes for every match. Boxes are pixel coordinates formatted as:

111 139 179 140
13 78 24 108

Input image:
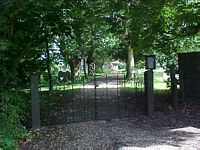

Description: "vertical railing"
82 76 86 121
117 74 120 118
37 70 148 126
94 75 97 120
106 74 109 118
71 80 75 122
123 74 126 117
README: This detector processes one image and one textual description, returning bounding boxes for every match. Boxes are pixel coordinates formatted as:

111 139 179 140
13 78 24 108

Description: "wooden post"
145 70 154 115
31 75 41 129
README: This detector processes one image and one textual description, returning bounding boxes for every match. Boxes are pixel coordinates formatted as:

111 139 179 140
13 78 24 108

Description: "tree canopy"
0 0 199 148
0 0 199 88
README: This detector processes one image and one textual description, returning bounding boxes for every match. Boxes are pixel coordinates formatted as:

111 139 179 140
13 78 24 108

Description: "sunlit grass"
124 69 169 91
28 69 169 92
154 71 169 90
40 83 85 91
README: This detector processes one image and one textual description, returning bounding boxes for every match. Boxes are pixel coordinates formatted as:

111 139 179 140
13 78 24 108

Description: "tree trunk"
68 59 80 82
69 62 74 82
126 45 135 80
46 39 53 91
87 52 95 76
58 37 80 81
95 61 104 73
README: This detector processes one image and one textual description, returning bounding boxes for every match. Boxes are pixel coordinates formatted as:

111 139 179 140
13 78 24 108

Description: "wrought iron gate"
39 73 144 126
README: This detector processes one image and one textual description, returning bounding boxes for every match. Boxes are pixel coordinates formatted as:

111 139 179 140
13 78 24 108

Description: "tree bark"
46 39 53 91
87 51 95 76
68 59 80 82
95 61 104 73
126 45 135 80
58 37 80 81
122 4 135 80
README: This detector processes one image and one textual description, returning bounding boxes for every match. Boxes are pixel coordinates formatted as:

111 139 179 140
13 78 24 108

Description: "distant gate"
39 73 144 126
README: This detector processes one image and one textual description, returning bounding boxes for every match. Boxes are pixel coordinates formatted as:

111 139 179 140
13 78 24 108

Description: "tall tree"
151 0 200 67
105 0 167 79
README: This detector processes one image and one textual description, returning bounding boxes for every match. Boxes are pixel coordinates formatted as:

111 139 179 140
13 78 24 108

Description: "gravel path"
22 74 200 149
23 104 200 150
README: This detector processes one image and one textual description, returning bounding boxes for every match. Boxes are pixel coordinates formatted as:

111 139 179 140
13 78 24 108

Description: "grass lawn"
154 71 169 90
125 69 169 91
38 69 169 92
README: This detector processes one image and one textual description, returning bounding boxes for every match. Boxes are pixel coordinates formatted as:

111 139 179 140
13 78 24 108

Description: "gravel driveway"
22 74 200 150
22 98 200 150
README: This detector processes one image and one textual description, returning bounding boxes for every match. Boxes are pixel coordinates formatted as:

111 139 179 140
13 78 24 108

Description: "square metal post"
170 66 178 107
145 70 154 115
31 75 41 129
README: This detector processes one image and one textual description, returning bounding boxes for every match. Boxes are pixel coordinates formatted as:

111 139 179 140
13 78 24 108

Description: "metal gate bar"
39 73 144 126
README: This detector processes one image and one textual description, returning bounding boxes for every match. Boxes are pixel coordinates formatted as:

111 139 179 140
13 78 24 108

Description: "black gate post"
170 66 178 107
144 71 154 115
144 55 156 116
179 71 185 103
31 74 41 129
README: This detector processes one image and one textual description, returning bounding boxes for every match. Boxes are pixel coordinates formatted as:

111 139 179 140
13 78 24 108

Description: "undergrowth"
0 90 31 149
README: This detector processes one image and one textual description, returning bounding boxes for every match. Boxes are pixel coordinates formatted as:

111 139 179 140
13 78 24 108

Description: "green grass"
154 71 169 90
40 82 86 91
154 82 168 90
124 70 169 91
37 69 169 91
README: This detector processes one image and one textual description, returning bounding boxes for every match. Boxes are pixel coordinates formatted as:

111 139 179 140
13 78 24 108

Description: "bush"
0 90 30 149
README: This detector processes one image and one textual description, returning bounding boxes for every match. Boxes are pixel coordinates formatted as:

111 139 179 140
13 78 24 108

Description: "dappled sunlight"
114 125 200 149
170 126 200 134
84 82 123 89
117 126 200 149
154 82 169 90
119 145 179 150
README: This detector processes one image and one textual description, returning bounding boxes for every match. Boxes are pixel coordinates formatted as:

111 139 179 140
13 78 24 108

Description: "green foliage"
0 1 199 149
0 90 30 149
144 0 200 69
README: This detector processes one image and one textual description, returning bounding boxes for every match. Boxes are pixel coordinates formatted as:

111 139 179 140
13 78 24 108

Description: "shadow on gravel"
39 87 145 126
114 92 200 149
114 116 200 149
22 92 200 149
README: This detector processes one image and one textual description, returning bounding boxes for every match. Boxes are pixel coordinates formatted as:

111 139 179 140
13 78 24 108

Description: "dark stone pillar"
145 70 154 115
170 67 178 107
31 75 41 129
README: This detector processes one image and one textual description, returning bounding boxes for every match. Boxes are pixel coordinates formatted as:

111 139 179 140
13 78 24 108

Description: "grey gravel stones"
23 109 200 149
